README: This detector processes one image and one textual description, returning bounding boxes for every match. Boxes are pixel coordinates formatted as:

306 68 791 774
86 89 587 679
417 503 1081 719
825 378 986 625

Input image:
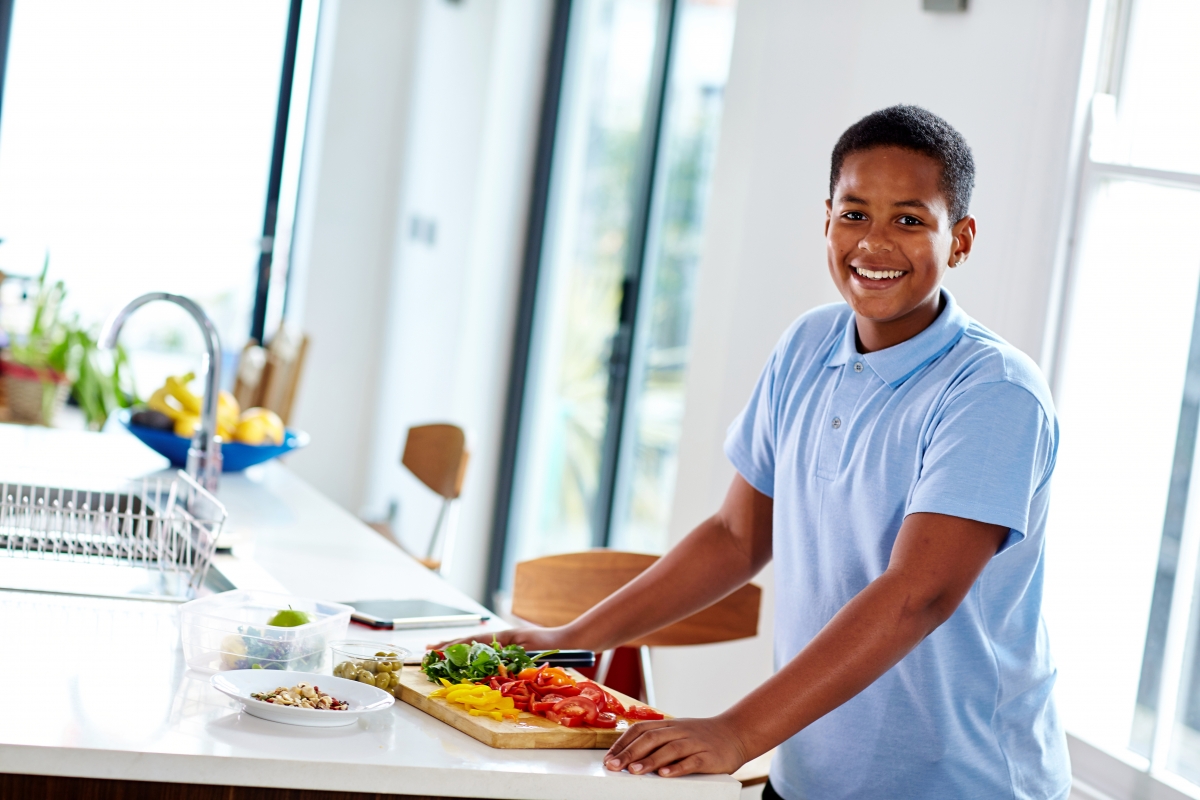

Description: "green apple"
268 606 311 627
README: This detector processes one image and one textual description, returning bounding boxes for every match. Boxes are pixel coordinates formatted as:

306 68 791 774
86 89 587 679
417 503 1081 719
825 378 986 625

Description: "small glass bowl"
329 640 411 698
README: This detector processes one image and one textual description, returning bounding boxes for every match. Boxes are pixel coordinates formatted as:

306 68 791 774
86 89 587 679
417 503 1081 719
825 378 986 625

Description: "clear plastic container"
329 640 411 697
180 589 352 673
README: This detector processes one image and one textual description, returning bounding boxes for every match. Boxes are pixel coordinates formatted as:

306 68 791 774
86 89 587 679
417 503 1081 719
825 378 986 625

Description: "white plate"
211 669 394 727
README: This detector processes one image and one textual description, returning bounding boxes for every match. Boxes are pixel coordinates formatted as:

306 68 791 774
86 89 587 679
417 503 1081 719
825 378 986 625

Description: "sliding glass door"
493 0 737 595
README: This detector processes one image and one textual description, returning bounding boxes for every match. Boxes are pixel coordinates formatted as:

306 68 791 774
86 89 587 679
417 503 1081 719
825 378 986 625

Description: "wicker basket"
0 358 70 425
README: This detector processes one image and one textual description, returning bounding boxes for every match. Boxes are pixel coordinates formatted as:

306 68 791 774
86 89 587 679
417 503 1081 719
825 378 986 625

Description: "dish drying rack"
0 471 226 601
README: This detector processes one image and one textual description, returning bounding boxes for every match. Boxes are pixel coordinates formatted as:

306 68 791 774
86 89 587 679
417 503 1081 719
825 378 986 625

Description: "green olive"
379 661 394 673
356 670 376 686
375 651 387 657
364 660 378 674
387 652 398 657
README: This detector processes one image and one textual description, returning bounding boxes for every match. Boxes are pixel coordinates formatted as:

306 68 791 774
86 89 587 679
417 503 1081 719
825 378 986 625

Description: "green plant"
3 256 137 428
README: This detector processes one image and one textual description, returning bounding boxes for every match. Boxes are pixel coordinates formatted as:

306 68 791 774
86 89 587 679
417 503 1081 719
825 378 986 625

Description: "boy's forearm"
564 514 767 653
718 570 950 759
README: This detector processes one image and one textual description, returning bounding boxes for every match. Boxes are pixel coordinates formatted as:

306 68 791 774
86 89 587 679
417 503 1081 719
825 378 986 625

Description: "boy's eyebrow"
839 195 931 211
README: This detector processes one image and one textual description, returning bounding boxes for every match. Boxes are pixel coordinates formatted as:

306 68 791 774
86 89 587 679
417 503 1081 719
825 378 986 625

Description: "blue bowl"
119 409 310 472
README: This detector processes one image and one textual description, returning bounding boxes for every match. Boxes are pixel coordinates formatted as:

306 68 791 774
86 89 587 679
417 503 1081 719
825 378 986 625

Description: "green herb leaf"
444 643 470 667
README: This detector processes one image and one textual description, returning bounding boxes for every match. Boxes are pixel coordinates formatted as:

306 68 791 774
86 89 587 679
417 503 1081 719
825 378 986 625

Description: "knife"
404 649 596 668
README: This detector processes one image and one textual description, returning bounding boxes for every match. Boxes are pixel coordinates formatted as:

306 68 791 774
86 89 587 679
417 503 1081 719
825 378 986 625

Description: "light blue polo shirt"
726 289 1070 800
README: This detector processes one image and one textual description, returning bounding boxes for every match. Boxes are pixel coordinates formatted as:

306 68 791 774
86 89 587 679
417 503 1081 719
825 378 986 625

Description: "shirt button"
832 417 842 429
854 362 863 372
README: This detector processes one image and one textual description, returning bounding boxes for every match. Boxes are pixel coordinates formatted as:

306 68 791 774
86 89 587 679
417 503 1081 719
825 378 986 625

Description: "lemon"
236 407 285 446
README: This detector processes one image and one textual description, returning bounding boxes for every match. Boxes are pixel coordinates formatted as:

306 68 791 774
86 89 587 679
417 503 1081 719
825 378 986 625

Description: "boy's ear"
824 199 832 237
949 215 976 268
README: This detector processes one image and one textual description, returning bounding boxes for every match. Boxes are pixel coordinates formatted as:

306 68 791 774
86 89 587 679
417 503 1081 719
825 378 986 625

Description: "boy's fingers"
627 737 696 775
605 720 670 767
658 752 709 778
609 725 687 772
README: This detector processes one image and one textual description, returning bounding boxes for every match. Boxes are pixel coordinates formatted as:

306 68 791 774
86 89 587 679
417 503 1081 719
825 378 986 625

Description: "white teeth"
853 267 903 280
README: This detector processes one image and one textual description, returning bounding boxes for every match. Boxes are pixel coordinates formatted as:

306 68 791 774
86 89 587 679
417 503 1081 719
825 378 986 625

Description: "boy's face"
825 146 975 351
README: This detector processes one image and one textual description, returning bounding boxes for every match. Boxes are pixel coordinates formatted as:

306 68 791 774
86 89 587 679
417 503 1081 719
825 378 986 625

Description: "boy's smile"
825 146 975 353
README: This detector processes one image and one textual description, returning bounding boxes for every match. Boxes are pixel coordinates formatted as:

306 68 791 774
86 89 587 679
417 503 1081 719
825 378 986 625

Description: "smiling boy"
455 106 1070 799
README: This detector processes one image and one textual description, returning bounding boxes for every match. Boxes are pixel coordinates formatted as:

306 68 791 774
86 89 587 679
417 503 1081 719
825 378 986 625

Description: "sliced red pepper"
531 697 563 713
500 680 532 698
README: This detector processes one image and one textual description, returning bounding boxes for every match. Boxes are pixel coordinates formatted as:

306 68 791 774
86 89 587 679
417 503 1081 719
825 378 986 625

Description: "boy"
447 106 1069 799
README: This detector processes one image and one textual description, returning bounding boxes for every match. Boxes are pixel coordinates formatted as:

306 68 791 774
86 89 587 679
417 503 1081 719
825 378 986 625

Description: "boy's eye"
898 215 922 226
842 211 867 221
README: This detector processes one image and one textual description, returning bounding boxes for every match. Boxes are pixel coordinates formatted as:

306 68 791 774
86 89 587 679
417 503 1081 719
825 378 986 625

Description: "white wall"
285 0 421 512
286 0 553 601
652 0 1093 719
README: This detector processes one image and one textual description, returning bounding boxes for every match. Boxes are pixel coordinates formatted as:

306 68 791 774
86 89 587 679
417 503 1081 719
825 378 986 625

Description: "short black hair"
829 105 975 222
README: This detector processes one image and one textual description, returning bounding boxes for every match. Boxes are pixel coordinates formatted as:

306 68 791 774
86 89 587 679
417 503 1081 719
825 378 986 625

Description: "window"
490 0 736 595
0 0 316 392
1047 0 1200 790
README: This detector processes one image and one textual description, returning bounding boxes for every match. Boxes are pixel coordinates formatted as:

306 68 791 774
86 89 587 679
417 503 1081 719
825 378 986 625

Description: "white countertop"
0 425 738 799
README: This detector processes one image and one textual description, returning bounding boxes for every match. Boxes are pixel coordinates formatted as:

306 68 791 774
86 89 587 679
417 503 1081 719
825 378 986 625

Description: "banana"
148 387 184 420
152 374 241 440
165 372 201 416
175 414 200 438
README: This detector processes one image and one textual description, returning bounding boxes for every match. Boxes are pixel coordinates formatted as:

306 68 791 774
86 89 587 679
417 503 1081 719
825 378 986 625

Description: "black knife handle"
528 650 596 668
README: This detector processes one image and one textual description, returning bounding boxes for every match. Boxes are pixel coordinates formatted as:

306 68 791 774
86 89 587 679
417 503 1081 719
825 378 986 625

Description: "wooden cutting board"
397 668 667 749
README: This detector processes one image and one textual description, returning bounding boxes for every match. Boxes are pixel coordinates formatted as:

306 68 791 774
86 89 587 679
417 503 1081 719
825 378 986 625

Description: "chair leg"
638 645 657 708
595 649 615 685
425 498 450 567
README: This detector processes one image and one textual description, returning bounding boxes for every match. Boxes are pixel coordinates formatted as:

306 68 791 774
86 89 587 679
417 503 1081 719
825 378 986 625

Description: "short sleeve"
724 348 781 498
906 380 1056 552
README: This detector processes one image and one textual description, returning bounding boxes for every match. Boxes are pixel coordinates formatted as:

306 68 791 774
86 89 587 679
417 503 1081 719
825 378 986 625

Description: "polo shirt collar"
825 289 970 387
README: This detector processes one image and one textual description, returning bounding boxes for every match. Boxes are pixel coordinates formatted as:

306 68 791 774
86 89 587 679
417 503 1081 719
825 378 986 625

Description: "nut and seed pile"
250 682 349 710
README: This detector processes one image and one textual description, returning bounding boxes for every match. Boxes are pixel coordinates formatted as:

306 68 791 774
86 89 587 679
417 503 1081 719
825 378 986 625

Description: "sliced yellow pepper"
431 680 521 720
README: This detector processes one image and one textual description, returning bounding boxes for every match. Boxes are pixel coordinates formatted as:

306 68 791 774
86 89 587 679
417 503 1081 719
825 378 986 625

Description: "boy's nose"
858 232 893 253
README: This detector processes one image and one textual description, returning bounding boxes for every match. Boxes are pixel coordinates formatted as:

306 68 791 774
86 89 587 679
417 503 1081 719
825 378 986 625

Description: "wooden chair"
402 423 469 573
512 550 760 698
512 549 769 785
233 325 310 425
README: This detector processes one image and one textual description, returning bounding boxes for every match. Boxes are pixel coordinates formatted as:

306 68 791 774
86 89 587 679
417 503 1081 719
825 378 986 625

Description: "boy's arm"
434 475 773 654
603 511 1008 778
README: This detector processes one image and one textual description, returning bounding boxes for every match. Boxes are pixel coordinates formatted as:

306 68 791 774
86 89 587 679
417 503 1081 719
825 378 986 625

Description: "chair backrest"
402 424 469 500
511 550 760 648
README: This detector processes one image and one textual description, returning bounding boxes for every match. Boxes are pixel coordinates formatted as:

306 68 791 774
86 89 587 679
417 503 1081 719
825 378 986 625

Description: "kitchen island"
0 425 739 800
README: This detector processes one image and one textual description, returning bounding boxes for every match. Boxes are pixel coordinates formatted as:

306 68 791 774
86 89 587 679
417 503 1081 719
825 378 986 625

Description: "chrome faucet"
100 293 223 492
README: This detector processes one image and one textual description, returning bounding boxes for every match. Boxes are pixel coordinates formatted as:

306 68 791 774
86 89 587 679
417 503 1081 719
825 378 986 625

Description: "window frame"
1049 0 1200 791
486 0 697 601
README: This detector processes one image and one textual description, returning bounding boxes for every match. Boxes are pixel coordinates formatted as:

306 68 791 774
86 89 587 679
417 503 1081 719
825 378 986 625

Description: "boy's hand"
604 716 749 778
428 625 577 653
